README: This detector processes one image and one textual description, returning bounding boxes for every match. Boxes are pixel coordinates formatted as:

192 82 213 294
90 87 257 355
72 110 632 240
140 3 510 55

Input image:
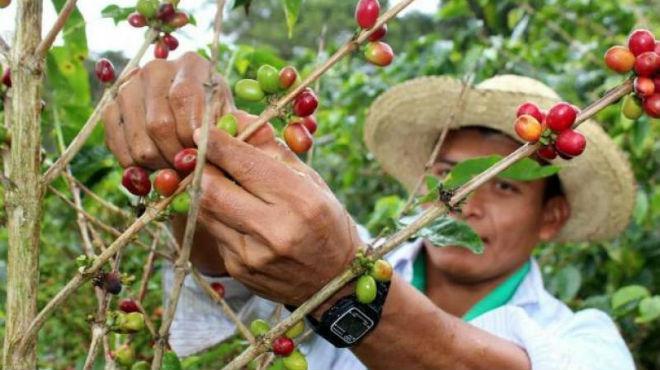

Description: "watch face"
330 307 374 344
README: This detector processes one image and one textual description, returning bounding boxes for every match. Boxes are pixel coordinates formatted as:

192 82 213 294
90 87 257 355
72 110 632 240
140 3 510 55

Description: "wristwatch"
300 280 390 348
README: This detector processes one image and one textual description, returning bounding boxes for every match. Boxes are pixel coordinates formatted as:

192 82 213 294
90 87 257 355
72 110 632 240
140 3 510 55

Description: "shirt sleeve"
470 306 636 370
162 264 277 357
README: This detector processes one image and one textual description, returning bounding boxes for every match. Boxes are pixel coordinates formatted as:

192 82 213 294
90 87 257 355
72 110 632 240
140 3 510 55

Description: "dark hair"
462 126 565 203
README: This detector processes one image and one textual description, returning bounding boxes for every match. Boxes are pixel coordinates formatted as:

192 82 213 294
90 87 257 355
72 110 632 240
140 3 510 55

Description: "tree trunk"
2 0 44 368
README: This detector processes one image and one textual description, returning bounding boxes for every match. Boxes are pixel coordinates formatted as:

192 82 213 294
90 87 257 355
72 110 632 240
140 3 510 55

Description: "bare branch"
150 2 226 368
0 34 9 62
35 0 78 58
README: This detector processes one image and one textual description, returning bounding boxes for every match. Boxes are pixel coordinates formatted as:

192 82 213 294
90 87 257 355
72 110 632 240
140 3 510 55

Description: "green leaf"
399 216 484 254
281 0 304 38
366 196 404 235
417 175 440 204
101 4 136 25
442 155 560 189
633 189 649 225
636 296 660 324
548 265 582 301
611 285 650 311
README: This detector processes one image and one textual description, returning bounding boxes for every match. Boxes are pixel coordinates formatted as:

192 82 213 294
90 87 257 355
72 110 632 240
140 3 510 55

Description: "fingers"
195 127 309 202
102 101 134 168
117 75 169 169
141 59 184 163
198 165 273 237
169 53 212 147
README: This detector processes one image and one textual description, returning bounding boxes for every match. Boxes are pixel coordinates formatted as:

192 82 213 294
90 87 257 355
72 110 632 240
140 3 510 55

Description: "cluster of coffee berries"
121 147 196 213
355 0 394 67
249 318 308 370
353 254 392 304
604 28 660 119
234 65 320 154
129 0 189 59
514 101 586 160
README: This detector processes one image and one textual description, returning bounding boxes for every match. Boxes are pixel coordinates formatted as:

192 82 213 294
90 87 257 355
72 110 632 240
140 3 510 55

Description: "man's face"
424 128 568 284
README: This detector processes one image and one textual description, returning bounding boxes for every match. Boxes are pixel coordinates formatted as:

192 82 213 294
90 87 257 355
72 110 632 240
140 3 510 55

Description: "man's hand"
103 52 362 305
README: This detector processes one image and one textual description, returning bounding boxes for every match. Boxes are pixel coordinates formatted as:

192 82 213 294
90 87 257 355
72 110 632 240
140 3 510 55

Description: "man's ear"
538 196 571 242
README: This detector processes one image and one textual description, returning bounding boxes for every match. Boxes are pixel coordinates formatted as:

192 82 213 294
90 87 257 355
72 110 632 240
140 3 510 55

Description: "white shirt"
163 237 635 370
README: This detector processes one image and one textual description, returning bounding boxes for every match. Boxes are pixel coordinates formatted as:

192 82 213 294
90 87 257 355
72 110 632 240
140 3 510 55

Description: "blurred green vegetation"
0 0 659 368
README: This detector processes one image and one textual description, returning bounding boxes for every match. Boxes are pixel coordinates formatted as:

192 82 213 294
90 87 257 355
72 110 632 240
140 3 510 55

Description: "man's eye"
495 180 518 193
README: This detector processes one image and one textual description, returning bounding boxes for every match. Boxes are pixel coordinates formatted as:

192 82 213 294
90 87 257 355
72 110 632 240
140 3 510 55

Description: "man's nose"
455 187 486 220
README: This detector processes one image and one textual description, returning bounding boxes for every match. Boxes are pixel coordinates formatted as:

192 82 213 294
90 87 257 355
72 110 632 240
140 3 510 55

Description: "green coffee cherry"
136 0 159 18
171 192 190 214
370 259 393 282
162 351 183 370
114 344 135 366
355 274 377 304
131 361 150 370
257 64 281 94
250 318 271 336
217 113 239 136
282 350 308 370
284 320 305 339
235 79 265 102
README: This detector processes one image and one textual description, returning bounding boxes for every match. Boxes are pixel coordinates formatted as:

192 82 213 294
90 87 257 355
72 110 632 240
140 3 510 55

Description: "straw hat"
364 75 635 243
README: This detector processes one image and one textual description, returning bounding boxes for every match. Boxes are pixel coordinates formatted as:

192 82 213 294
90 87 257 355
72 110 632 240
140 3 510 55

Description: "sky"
0 0 439 60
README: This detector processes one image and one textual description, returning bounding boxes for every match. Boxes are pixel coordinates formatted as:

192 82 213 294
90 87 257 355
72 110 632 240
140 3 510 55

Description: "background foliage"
0 0 659 368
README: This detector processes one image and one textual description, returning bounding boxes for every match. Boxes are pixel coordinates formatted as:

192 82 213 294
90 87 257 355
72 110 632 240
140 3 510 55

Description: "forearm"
171 215 227 277
352 274 531 370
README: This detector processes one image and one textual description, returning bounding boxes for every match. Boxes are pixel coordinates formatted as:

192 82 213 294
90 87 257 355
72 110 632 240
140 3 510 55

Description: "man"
103 52 636 369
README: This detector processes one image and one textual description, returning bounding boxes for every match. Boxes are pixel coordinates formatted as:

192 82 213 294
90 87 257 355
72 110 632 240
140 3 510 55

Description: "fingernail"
193 129 201 144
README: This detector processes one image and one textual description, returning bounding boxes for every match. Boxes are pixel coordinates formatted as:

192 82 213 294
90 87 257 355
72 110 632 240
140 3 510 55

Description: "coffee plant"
0 0 658 369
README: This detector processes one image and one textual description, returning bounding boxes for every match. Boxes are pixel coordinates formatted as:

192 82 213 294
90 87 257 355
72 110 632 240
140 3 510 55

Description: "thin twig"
306 25 328 167
0 34 9 62
221 77 634 370
137 233 160 303
42 29 158 186
236 0 417 143
190 269 255 344
150 2 226 368
35 0 78 58
135 300 158 338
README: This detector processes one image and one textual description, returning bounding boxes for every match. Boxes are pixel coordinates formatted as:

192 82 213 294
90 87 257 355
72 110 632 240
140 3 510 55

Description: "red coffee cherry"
210 282 225 299
555 129 586 157
168 12 189 28
516 102 545 123
154 169 181 197
633 51 659 77
545 102 577 132
128 12 147 28
300 115 317 135
627 29 656 56
174 148 197 173
634 76 655 98
154 39 169 59
95 58 116 83
355 0 380 29
603 46 635 74
514 115 543 143
157 3 176 22
368 24 388 42
162 34 179 51
284 122 313 154
122 166 152 196
119 298 140 313
2 68 10 88
364 41 394 67
279 66 298 90
537 145 558 160
643 93 660 118
272 336 295 356
293 88 319 117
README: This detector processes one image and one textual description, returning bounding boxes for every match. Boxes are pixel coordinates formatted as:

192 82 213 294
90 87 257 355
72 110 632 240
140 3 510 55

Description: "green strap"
410 249 530 322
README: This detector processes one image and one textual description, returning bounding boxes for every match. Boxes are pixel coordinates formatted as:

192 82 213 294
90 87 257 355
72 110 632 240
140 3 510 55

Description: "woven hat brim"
364 76 635 243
